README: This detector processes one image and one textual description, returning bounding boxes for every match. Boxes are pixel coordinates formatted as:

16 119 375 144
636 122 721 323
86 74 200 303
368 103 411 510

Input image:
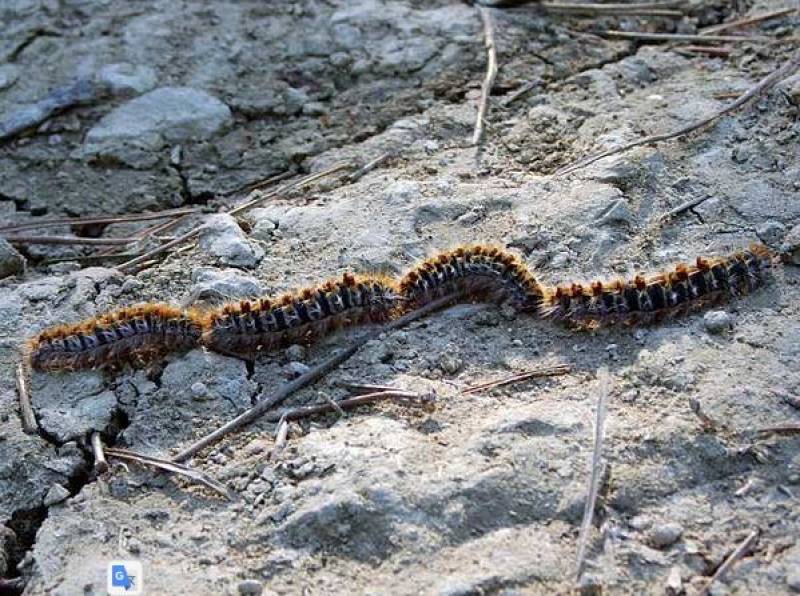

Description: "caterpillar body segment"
27 304 202 371
202 273 402 355
399 245 543 312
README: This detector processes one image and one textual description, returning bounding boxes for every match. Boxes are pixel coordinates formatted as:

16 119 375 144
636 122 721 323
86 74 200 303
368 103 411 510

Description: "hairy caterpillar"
27 304 202 372
539 244 776 325
202 273 401 355
398 245 542 312
24 244 778 372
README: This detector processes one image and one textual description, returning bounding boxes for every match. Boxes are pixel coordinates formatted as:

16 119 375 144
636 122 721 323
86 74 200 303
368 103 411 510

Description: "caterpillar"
539 244 776 325
23 243 778 372
26 304 202 372
398 245 542 312
202 273 402 355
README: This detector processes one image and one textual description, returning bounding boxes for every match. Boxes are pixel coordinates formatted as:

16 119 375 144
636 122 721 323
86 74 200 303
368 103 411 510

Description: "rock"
286 362 310 378
665 566 683 595
438 353 463 375
43 484 70 506
777 72 800 106
160 350 254 412
197 214 264 269
238 579 264 595
648 522 683 549
756 221 786 248
285 344 307 361
595 198 634 226
0 64 19 90
0 238 25 278
785 543 800 591
189 267 264 302
0 527 16 576
34 371 117 443
84 87 232 158
97 63 158 96
782 224 800 265
704 311 732 335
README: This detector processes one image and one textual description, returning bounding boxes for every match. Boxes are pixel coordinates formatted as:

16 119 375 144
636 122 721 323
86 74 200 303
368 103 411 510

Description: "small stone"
0 238 26 279
782 224 800 265
704 311 732 335
121 278 144 293
285 344 306 361
191 382 208 399
43 484 70 506
197 214 264 269
665 566 683 595
286 362 310 378
237 579 263 595
756 221 786 248
97 63 158 96
649 522 683 549
0 64 19 90
438 353 463 375
551 251 570 269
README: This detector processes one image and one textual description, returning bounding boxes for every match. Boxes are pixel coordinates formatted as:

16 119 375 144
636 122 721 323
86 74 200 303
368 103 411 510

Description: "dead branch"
105 447 232 500
576 368 611 582
556 51 800 176
473 6 498 146
700 7 798 35
462 364 571 395
699 530 760 595
15 363 37 434
172 292 461 462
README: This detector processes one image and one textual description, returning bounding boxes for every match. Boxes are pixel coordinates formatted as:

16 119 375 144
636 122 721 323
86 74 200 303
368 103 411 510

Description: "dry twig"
116 163 352 273
91 432 108 474
269 416 289 461
172 292 461 462
462 364 571 395
674 45 732 57
16 363 37 434
576 368 611 582
346 152 392 182
755 423 800 436
105 447 232 500
556 51 800 176
601 30 770 43
0 207 201 233
700 7 798 35
4 235 136 246
539 3 684 17
263 389 432 423
473 7 498 146
698 530 760 595
659 195 712 221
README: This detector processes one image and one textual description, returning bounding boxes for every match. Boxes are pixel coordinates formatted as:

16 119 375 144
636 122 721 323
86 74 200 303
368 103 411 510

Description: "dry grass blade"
698 530 759 595
556 51 800 176
576 367 611 582
105 447 233 500
473 6 498 146
172 292 461 462
15 363 37 434
462 364 571 395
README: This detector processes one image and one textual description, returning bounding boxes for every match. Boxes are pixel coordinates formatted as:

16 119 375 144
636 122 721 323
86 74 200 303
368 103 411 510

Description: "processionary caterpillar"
26 304 202 372
25 244 778 372
539 244 775 325
202 273 401 355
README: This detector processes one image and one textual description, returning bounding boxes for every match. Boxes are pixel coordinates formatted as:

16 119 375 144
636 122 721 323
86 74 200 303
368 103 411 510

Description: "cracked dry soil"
1 0 800 595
